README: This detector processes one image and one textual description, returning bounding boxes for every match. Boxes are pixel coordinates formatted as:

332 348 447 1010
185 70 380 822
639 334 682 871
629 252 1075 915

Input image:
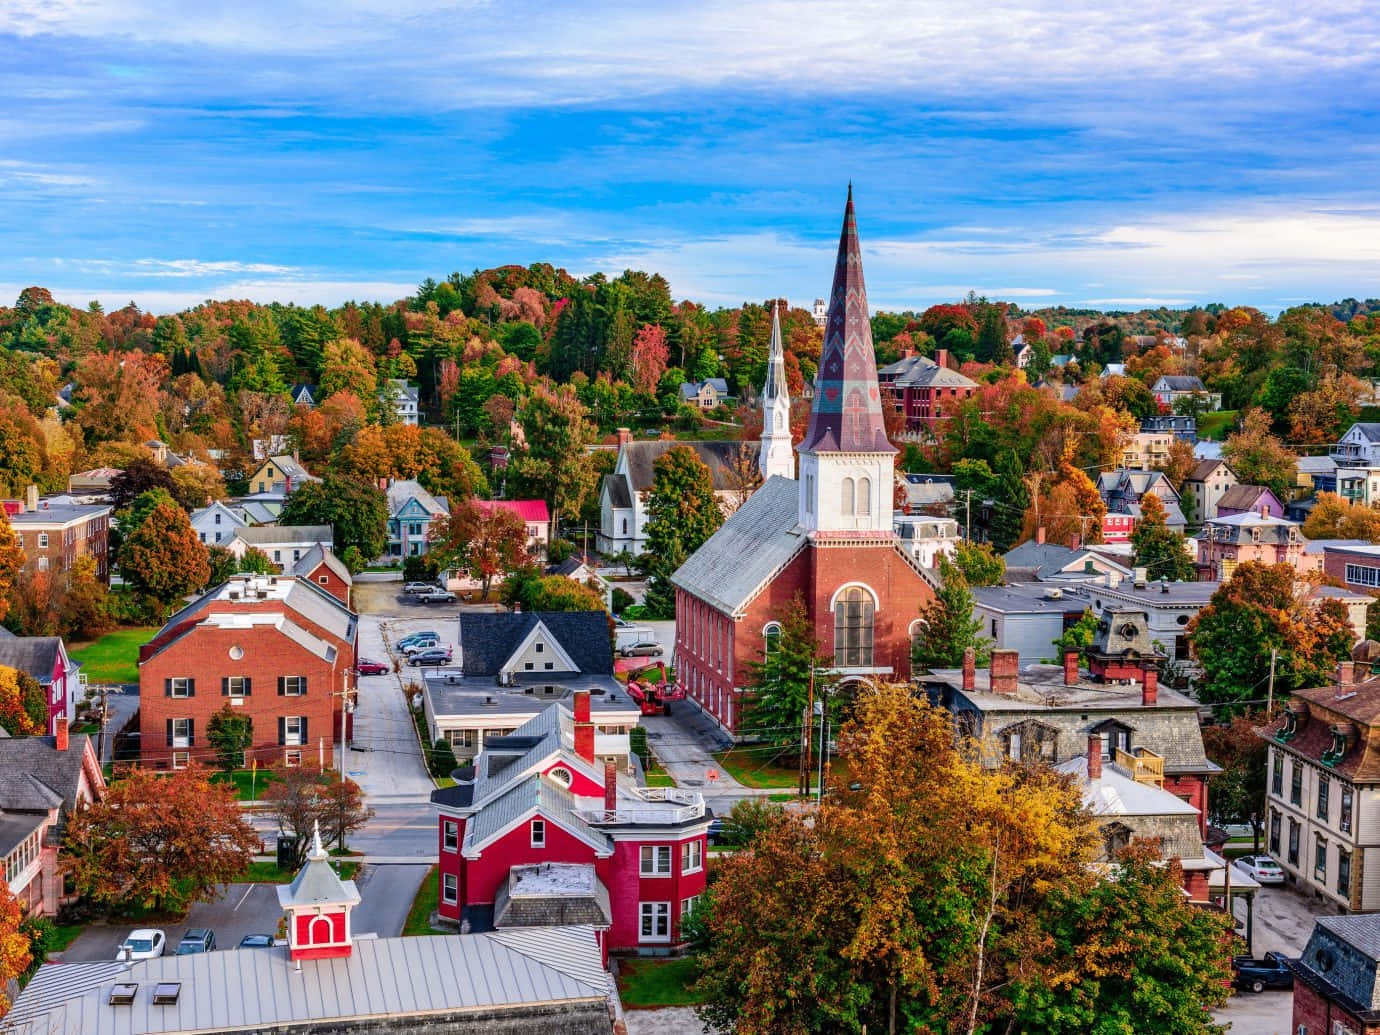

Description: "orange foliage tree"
0 877 32 1018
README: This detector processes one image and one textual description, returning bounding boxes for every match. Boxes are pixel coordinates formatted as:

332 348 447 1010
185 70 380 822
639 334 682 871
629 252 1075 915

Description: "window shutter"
243 677 252 697
166 718 173 746
301 717 309 743
300 676 307 695
221 677 229 697
278 717 285 746
187 678 195 698
187 719 195 747
164 678 172 698
277 677 285 697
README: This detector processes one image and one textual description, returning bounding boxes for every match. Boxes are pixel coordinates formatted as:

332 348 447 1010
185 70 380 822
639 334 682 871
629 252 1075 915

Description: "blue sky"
3 0 1380 315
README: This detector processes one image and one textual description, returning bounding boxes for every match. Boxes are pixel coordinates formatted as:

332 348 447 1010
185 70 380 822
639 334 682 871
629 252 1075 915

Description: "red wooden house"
430 691 710 958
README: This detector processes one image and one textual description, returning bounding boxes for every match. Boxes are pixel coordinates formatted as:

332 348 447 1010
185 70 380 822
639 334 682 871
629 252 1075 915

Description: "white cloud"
6 278 419 312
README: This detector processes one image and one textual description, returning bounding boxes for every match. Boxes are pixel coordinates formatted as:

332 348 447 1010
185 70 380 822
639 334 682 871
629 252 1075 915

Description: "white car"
117 929 166 960
1233 855 1285 885
401 638 441 655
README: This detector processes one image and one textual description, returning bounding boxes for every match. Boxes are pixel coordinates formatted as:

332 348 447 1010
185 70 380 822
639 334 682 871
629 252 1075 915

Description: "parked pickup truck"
415 589 457 604
1231 952 1295 993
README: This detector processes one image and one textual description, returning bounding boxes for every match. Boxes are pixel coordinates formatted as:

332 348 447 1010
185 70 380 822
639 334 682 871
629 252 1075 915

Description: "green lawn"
403 865 444 936
617 957 705 1008
1197 409 1239 441
70 627 159 684
713 747 801 789
209 769 284 801
239 859 360 884
645 768 676 787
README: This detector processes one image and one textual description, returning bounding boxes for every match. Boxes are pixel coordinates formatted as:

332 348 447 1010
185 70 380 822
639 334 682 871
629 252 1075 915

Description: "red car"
356 658 389 676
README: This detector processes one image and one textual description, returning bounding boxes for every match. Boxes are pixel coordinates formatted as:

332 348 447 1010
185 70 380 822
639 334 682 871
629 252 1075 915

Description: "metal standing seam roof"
232 524 334 547
463 776 609 858
6 928 610 1035
670 475 805 616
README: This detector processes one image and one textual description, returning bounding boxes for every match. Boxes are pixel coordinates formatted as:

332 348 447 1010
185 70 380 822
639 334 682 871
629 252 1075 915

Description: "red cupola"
276 822 361 961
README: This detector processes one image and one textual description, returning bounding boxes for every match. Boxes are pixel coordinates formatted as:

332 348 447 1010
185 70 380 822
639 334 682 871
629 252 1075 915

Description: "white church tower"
758 301 795 481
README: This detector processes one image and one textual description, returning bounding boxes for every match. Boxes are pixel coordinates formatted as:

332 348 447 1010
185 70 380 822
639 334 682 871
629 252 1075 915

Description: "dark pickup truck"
1232 952 1295 993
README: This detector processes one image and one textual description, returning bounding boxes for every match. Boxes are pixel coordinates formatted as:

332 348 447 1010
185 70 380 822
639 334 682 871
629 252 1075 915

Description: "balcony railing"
576 786 705 825
1115 746 1165 787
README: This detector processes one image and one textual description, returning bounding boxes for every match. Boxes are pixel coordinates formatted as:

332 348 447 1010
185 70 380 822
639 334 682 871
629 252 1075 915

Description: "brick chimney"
573 690 594 764
24 484 37 512
1339 660 1360 687
935 348 950 370
1141 664 1159 706
1063 648 1079 687
1068 533 1081 550
990 649 1019 695
1035 526 1046 545
54 716 68 752
604 758 618 822
962 647 976 692
902 346 916 360
1087 733 1102 780
616 427 632 448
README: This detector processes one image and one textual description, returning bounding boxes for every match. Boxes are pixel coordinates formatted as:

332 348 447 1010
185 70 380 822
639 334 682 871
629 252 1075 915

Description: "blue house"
386 480 450 558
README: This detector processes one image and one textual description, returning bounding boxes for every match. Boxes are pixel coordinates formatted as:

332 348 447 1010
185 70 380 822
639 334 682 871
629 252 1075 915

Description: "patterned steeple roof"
763 300 788 403
800 186 895 454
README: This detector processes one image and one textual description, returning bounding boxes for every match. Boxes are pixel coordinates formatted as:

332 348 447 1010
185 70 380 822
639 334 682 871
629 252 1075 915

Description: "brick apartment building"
7 487 112 583
1292 915 1380 1034
138 574 357 770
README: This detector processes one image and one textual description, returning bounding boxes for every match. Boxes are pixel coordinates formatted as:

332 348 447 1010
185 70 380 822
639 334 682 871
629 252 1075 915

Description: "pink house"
0 634 80 733
473 499 552 559
1215 484 1285 520
430 692 710 959
1196 511 1308 581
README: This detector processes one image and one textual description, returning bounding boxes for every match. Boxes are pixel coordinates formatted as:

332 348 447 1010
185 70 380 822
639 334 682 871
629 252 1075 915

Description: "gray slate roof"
7 927 610 1035
494 864 612 929
0 637 63 681
0 735 94 815
264 455 317 484
1154 375 1206 392
386 478 449 518
877 354 977 389
291 543 351 584
233 524 333 546
1295 915 1380 1017
670 475 806 616
618 440 758 493
459 612 612 677
1348 423 1380 443
601 473 632 509
464 776 605 856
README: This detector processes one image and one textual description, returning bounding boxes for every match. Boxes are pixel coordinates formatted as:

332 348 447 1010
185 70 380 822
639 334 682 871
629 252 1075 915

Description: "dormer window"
1000 720 1058 764
1091 719 1132 758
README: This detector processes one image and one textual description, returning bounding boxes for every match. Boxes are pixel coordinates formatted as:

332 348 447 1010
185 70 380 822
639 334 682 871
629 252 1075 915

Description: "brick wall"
1293 977 1377 1034
140 623 343 769
13 515 110 583
302 561 351 606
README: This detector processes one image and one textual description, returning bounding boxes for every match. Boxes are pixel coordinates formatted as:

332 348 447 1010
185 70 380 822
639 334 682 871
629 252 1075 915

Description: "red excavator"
624 661 685 716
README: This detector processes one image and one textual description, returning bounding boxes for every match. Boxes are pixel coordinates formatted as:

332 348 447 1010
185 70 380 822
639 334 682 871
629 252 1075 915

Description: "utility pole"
799 666 815 798
816 685 828 805
962 489 972 541
333 672 354 783
95 682 110 763
1266 648 1278 718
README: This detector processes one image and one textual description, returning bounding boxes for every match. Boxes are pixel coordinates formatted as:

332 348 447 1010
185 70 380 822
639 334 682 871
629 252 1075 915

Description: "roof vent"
482 695 498 707
109 984 138 1006
1044 587 1063 600
152 983 181 1005
229 591 240 600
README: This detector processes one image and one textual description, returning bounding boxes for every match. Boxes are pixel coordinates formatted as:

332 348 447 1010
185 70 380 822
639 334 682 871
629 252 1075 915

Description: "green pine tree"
742 595 829 747
912 558 991 672
641 446 724 618
1130 493 1195 582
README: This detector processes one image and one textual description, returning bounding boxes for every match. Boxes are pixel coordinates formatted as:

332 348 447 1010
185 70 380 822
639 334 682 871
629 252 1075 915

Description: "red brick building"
1292 915 1380 1034
290 543 352 607
671 189 938 735
876 347 978 432
431 692 710 958
138 574 357 769
8 488 112 583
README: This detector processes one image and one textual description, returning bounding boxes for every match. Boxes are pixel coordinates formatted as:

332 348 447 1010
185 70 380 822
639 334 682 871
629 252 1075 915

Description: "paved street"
61 884 283 962
351 863 430 937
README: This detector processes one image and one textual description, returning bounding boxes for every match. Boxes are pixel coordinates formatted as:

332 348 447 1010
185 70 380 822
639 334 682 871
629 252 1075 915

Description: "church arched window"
763 622 782 654
841 477 855 516
857 476 872 515
833 586 874 667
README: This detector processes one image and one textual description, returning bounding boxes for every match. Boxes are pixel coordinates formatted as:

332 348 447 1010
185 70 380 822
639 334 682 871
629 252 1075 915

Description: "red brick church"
672 188 938 735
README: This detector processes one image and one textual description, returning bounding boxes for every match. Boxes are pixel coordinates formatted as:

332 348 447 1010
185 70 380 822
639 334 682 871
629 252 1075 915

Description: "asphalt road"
351 864 430 937
61 884 283 963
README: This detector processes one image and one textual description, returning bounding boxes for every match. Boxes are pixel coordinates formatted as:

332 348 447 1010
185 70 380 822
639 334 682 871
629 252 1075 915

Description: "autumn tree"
630 323 670 395
501 568 607 613
169 463 226 510
951 540 1004 586
1020 449 1107 547
912 557 991 671
263 766 374 863
1203 712 1269 854
206 705 254 771
0 877 32 1018
1190 563 1354 710
1222 407 1298 499
641 445 724 618
108 456 175 512
508 384 598 534
1130 493 1195 582
742 594 829 748
63 766 260 913
279 474 389 560
318 337 377 401
118 497 211 606
1302 492 1380 542
431 500 531 598
0 509 25 626
0 665 45 735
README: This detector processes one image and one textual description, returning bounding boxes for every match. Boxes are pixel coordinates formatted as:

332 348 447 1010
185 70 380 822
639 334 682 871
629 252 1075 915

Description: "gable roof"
474 499 549 524
1153 375 1206 391
386 479 448 518
601 473 633 510
291 543 351 584
670 475 806 616
462 775 610 858
459 612 612 678
258 455 316 484
618 439 758 493
1345 422 1380 443
1187 458 1230 482
0 734 97 816
0 637 64 681
876 353 976 389
232 524 334 546
1216 483 1280 512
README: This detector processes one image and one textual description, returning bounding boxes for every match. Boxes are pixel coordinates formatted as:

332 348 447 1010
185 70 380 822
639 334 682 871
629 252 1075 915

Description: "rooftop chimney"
935 348 950 370
990 649 1019 696
1068 533 1081 550
573 690 595 764
616 427 632 448
54 716 68 752
962 647 976 692
1087 733 1102 780
1141 664 1159 706
604 758 618 822
1035 526 1046 545
24 484 37 512
1339 660 1360 688
1063 648 1079 687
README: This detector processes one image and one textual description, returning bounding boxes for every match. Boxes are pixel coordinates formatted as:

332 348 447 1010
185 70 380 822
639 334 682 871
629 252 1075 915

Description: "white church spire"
758 300 795 481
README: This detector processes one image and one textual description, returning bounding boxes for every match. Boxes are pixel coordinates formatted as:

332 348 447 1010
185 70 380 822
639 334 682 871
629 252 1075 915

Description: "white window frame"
171 750 189 770
640 845 672 876
37 532 47 549
285 749 302 767
531 819 546 849
284 716 305 746
639 901 671 943
171 718 191 749
169 677 193 699
680 894 700 918
442 820 458 852
282 676 307 697
681 839 703 874
226 675 250 698
442 872 458 904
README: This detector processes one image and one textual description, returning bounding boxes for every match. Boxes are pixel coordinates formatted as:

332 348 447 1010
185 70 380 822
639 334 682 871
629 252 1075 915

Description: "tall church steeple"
758 300 794 481
798 187 896 534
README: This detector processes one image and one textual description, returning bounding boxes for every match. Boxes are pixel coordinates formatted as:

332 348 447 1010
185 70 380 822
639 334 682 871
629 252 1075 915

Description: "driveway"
351 863 430 937
60 884 283 962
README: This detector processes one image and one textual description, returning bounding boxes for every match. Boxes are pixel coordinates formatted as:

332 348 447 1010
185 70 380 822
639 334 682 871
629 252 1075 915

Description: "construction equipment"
624 661 686 716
